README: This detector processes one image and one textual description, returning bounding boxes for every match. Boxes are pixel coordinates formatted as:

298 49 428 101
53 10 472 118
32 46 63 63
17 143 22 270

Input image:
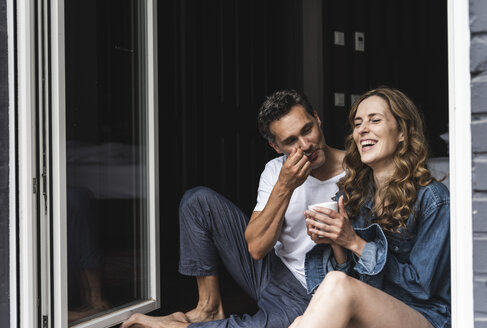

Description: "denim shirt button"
393 246 399 252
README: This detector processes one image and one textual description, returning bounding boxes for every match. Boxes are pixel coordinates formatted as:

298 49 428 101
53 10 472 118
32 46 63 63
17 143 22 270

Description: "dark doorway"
152 0 448 319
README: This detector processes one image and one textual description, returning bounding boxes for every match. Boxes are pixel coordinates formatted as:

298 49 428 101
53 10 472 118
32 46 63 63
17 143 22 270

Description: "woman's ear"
398 126 405 142
399 132 405 142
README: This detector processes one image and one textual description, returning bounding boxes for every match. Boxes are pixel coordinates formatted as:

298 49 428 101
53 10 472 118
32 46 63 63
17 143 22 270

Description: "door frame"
10 0 474 326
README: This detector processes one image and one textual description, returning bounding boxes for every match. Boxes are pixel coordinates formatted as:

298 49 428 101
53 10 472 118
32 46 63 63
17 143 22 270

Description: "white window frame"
12 0 474 327
14 0 160 327
447 0 474 326
16 0 39 326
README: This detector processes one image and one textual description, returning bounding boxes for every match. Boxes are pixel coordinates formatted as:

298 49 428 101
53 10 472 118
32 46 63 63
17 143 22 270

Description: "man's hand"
277 148 312 191
246 148 313 260
245 149 311 260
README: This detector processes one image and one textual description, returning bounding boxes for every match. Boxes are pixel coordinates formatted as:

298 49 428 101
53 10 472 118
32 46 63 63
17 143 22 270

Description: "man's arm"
245 148 311 260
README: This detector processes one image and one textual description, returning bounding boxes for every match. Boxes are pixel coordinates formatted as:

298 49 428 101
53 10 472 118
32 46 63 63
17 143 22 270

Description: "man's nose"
298 137 310 150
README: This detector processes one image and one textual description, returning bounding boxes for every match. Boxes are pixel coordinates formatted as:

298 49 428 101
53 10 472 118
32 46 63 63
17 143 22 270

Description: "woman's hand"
305 220 347 263
305 196 366 257
305 215 332 245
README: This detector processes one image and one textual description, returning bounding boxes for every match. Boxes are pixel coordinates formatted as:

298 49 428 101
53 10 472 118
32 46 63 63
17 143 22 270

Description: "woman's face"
352 96 404 175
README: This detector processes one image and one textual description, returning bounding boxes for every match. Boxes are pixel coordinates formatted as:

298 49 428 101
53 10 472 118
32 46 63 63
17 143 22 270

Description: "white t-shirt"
254 155 345 288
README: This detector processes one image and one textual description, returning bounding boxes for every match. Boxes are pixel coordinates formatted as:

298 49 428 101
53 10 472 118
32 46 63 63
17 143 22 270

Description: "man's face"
268 105 327 170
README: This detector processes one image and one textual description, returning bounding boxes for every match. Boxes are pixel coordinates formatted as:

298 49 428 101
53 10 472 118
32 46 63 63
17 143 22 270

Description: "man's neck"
310 146 345 181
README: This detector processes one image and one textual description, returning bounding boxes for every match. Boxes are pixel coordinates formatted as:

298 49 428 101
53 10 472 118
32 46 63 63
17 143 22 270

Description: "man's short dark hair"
257 89 315 142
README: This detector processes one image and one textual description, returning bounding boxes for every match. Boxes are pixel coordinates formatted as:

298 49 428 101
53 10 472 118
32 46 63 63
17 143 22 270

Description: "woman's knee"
315 271 355 300
322 270 350 285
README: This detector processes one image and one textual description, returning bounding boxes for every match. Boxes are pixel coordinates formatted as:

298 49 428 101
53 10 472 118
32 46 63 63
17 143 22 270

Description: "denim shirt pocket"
387 234 413 263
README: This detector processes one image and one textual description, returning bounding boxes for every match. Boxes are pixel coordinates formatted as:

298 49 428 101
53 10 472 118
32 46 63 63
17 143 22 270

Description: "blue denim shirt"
304 181 451 328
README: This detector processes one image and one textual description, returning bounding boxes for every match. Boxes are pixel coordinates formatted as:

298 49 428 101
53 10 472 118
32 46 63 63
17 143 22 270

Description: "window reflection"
64 0 147 324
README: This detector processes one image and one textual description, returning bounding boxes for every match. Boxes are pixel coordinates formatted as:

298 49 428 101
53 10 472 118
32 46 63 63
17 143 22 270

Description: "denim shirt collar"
363 197 374 210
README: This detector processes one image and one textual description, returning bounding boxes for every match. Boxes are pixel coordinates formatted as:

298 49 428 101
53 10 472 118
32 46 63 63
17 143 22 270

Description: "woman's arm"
306 186 450 299
350 192 450 299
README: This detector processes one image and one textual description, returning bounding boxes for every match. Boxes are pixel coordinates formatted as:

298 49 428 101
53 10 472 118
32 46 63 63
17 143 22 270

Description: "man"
122 90 345 328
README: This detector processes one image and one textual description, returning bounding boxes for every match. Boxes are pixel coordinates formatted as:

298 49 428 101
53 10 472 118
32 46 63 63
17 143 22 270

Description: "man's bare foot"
121 312 190 328
185 304 225 323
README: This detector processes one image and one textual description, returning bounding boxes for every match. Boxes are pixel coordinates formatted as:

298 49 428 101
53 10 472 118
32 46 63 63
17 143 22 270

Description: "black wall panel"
156 0 304 315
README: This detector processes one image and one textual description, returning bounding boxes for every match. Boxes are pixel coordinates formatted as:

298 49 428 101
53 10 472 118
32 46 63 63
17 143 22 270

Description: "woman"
291 87 450 328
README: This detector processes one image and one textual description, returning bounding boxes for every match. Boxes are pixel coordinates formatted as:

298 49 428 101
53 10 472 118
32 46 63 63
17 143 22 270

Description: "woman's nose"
358 122 369 134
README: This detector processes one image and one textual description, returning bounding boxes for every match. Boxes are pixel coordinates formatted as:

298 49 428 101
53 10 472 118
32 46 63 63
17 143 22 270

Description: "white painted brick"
471 34 487 73
472 73 487 114
474 200 487 232
472 120 487 153
475 280 487 313
473 160 487 190
470 0 487 33
474 239 487 273
475 320 487 328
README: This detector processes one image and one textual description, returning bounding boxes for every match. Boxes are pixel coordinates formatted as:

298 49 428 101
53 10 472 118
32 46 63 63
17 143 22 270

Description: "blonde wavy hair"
337 87 435 233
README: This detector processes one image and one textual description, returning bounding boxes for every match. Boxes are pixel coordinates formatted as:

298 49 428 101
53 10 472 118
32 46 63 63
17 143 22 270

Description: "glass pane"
64 0 148 324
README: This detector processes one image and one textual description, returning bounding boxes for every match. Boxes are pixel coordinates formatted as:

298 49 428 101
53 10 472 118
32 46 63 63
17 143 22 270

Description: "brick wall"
0 0 8 325
471 0 487 326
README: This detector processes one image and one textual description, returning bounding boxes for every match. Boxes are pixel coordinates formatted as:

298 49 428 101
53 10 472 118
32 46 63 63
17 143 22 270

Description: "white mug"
307 201 338 238
307 201 338 212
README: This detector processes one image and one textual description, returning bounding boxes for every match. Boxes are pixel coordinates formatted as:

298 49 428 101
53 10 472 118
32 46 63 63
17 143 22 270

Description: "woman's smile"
359 139 377 152
353 96 404 175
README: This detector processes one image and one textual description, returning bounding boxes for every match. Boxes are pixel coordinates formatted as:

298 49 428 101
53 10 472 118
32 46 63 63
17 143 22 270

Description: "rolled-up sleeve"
350 200 450 300
349 223 388 288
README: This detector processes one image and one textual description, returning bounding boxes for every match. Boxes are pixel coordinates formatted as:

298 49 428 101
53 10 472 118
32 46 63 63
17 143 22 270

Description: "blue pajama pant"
178 187 312 328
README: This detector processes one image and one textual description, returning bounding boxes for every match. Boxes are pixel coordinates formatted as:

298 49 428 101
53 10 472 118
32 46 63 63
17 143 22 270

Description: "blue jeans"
179 187 311 328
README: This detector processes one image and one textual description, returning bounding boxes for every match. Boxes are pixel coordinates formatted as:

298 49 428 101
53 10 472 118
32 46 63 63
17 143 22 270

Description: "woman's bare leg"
293 271 433 328
288 315 302 328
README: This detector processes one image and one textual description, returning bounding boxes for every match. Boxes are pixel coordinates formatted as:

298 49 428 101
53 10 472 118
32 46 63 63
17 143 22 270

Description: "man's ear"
313 111 322 127
268 140 283 154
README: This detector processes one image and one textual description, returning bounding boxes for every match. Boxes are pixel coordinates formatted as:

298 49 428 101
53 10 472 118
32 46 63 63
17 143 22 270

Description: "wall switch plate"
334 31 345 46
334 93 345 107
355 32 365 51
